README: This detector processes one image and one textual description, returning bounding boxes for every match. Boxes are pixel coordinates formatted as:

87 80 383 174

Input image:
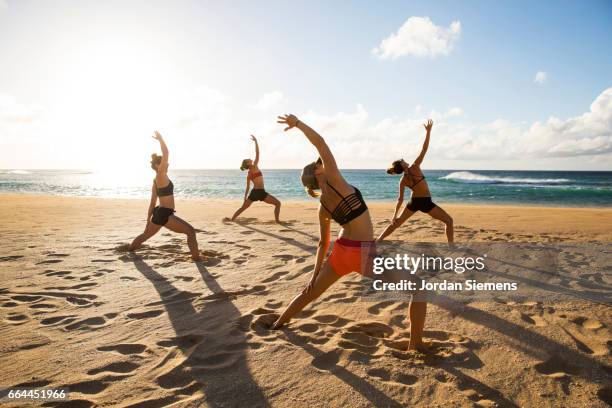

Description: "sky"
0 0 611 170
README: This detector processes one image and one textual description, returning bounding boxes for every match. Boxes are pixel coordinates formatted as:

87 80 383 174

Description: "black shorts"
151 206 175 226
248 189 269 202
407 197 436 213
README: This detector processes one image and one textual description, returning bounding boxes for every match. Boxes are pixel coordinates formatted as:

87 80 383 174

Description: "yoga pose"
271 114 427 351
231 135 282 223
377 120 454 244
129 132 201 261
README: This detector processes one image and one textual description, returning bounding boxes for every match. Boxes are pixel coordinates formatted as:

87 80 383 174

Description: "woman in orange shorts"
271 114 427 351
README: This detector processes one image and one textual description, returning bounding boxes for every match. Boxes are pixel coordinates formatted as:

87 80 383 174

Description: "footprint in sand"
157 333 204 349
312 314 351 328
36 259 64 265
64 314 116 331
5 313 29 325
534 356 578 380
63 379 111 395
0 255 24 262
367 368 419 386
264 300 283 309
200 249 230 267
40 315 78 326
367 300 395 315
127 309 164 320
87 361 140 375
43 270 72 278
97 343 148 355
261 271 289 283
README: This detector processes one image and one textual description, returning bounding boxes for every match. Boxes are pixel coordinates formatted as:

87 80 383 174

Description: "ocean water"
1 169 611 207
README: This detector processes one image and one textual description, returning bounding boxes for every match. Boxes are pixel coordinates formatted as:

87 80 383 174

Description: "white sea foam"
6 170 30 175
441 171 570 185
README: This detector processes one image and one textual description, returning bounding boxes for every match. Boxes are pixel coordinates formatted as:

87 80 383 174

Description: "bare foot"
270 320 284 330
408 342 431 354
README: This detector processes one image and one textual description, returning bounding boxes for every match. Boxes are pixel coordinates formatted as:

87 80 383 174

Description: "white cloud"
524 87 612 157
252 91 286 111
447 107 464 117
534 71 547 84
373 17 461 59
0 94 43 124
279 87 612 168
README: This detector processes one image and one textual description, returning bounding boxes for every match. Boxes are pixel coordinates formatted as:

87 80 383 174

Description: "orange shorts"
328 238 377 277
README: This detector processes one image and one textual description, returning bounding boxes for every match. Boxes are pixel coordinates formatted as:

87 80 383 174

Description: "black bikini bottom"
407 197 436 213
248 189 269 202
151 206 175 225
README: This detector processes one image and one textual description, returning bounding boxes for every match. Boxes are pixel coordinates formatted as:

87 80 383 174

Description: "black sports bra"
320 182 368 225
405 171 425 190
155 179 174 197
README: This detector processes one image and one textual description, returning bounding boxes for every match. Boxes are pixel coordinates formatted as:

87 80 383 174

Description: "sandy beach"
0 194 610 407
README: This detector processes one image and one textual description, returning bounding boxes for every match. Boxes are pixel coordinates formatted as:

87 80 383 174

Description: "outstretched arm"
306 206 332 291
393 179 405 220
251 135 260 167
413 119 433 166
147 182 157 221
244 175 251 201
152 131 169 170
277 114 342 183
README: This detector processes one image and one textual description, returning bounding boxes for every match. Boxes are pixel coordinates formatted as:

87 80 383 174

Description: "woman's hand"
277 114 299 131
423 119 433 133
304 271 319 293
250 134 257 142
152 131 163 141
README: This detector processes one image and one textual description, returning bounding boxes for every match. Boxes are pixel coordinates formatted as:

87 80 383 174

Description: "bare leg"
408 301 427 350
272 262 340 328
427 206 454 244
231 199 253 221
377 206 415 242
263 194 281 223
129 222 162 251
165 215 201 261
382 270 428 351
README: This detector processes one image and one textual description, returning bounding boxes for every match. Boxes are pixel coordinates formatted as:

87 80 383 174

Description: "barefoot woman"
231 135 282 223
271 114 427 351
377 120 454 244
129 132 201 261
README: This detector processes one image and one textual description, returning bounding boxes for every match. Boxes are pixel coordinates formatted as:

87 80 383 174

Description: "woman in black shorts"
377 120 454 244
129 132 201 260
230 135 282 223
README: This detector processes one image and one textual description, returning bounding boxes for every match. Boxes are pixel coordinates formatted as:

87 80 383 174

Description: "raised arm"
413 119 433 167
277 114 342 183
152 131 169 170
251 135 260 167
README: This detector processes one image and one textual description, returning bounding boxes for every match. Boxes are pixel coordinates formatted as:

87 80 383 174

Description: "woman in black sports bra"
230 135 282 223
270 114 427 351
377 120 454 244
128 131 201 261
